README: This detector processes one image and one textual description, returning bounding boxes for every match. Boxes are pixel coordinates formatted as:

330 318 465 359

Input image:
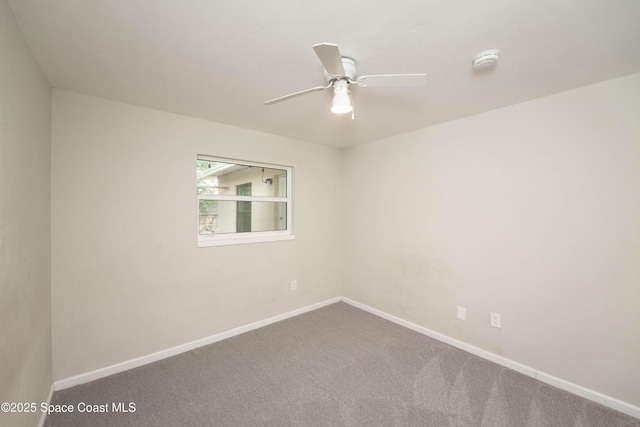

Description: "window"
235 183 252 233
197 156 293 247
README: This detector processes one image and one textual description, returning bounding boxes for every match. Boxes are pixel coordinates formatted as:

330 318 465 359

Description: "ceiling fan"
264 43 427 116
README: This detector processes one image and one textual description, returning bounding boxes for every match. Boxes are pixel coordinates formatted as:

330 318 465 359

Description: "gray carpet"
45 302 639 426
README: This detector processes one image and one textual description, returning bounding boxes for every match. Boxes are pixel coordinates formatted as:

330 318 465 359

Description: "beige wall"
0 1 52 426
342 73 640 407
51 90 343 380
3 0 639 413
51 74 640 409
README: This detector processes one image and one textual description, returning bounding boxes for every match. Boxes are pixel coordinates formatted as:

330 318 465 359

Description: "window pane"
197 159 287 197
236 182 252 196
199 201 287 235
198 199 219 235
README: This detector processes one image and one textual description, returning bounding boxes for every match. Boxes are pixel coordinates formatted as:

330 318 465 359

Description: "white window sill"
198 234 295 247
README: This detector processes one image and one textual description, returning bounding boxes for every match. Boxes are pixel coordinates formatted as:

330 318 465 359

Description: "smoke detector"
472 50 501 70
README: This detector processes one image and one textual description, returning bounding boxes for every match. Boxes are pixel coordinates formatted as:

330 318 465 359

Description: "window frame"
197 155 294 247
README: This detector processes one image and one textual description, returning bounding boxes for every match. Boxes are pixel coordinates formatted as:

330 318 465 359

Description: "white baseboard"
340 297 640 420
54 297 341 390
535 371 640 420
53 295 639 420
341 297 537 378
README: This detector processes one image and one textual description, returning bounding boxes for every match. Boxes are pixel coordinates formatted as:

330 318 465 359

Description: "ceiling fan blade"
264 84 331 105
356 73 427 88
312 43 345 77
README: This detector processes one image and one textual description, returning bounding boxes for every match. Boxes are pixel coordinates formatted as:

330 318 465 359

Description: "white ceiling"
7 0 640 148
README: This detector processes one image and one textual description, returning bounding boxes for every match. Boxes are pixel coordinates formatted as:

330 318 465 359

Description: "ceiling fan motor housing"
324 57 357 82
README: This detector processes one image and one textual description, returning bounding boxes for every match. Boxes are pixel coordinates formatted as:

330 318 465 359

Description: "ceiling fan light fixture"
331 80 352 114
331 92 352 114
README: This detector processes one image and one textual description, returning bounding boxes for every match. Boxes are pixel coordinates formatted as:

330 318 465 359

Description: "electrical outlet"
456 306 466 321
490 312 501 328
291 280 297 291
